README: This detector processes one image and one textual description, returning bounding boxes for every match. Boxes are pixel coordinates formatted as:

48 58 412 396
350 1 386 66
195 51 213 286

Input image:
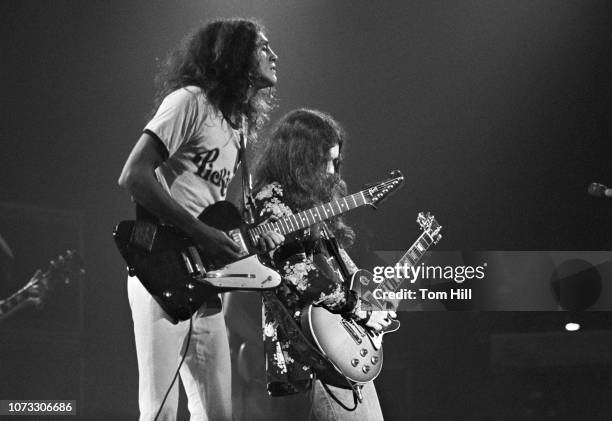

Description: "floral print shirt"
254 182 363 396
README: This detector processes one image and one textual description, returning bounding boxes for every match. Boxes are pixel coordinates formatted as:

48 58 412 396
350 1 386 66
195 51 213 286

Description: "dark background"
1 1 611 420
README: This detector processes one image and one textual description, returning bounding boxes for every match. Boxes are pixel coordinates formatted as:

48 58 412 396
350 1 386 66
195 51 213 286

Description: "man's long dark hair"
152 18 275 135
254 109 355 247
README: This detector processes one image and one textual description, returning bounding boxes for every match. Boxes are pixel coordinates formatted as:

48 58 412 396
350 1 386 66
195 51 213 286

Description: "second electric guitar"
301 212 442 384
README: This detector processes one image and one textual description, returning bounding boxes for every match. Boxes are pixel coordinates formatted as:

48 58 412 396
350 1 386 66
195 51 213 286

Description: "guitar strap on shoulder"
135 116 254 224
239 115 256 224
321 224 352 289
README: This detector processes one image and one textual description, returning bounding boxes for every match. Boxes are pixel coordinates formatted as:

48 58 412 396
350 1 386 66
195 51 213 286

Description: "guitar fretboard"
379 230 435 293
249 190 369 240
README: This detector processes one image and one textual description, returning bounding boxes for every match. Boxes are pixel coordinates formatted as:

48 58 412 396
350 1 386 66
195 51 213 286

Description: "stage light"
564 322 580 332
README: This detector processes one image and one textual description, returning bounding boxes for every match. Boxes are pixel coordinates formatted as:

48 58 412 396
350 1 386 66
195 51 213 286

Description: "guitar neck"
0 276 42 321
398 231 435 270
0 251 81 322
379 230 435 293
250 190 369 238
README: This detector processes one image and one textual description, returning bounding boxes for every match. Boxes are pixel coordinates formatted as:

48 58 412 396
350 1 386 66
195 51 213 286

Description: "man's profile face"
252 32 277 89
325 145 340 175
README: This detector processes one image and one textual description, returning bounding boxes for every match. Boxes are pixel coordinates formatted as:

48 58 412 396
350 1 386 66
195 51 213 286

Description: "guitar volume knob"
351 359 359 367
362 365 371 373
360 349 368 357
371 356 379 364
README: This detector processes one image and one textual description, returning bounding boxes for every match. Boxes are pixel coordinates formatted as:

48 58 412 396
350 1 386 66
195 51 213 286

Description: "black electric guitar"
301 213 442 384
0 250 85 321
113 170 404 323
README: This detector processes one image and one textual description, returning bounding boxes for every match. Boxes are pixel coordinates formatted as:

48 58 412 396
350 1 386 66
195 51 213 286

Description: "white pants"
128 277 232 421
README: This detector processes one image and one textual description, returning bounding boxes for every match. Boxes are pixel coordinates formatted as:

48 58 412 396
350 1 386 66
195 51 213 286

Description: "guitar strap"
261 291 356 391
135 115 254 225
262 283 366 408
321 224 352 289
239 115 256 225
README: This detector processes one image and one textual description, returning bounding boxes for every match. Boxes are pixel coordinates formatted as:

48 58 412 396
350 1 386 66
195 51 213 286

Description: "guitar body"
301 291 400 384
113 201 281 323
299 212 442 384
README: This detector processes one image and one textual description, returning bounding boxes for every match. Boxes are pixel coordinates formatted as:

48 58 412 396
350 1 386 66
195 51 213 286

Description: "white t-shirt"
144 86 241 217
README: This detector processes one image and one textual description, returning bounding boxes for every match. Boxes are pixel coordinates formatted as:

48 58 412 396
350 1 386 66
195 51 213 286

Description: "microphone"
588 182 612 198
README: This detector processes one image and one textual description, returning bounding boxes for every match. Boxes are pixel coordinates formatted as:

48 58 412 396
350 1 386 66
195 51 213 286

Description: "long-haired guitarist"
118 19 284 421
253 109 396 420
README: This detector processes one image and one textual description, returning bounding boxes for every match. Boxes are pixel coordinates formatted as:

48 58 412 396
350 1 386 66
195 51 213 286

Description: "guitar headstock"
364 170 405 208
41 249 86 288
417 212 442 244
4 250 87 314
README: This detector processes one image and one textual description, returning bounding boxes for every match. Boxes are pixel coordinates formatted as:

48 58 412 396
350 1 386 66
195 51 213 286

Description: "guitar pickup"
187 246 204 274
341 319 362 345
228 229 249 257
181 246 204 275
181 252 194 274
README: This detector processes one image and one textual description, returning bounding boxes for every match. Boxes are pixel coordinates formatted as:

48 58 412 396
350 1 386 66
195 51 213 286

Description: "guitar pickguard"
204 255 281 290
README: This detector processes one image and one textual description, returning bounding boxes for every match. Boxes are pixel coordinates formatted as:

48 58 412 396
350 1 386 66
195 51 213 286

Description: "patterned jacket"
254 182 365 396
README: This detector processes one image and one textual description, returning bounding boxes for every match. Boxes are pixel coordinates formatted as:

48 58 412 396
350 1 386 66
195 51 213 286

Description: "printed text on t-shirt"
193 148 232 196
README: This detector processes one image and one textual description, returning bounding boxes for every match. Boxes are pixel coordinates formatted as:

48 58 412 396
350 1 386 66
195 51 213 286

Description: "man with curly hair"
253 109 395 420
118 19 283 421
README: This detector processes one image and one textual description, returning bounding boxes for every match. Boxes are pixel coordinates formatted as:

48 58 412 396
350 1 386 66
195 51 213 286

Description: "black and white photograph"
1 1 612 420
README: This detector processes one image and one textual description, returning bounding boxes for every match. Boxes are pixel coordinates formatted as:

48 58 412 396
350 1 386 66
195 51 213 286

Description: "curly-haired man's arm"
118 133 244 259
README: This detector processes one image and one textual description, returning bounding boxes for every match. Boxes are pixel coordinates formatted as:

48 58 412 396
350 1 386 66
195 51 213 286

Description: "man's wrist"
184 219 208 238
353 297 371 322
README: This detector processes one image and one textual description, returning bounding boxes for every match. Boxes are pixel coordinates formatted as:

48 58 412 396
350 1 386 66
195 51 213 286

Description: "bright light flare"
565 322 580 332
